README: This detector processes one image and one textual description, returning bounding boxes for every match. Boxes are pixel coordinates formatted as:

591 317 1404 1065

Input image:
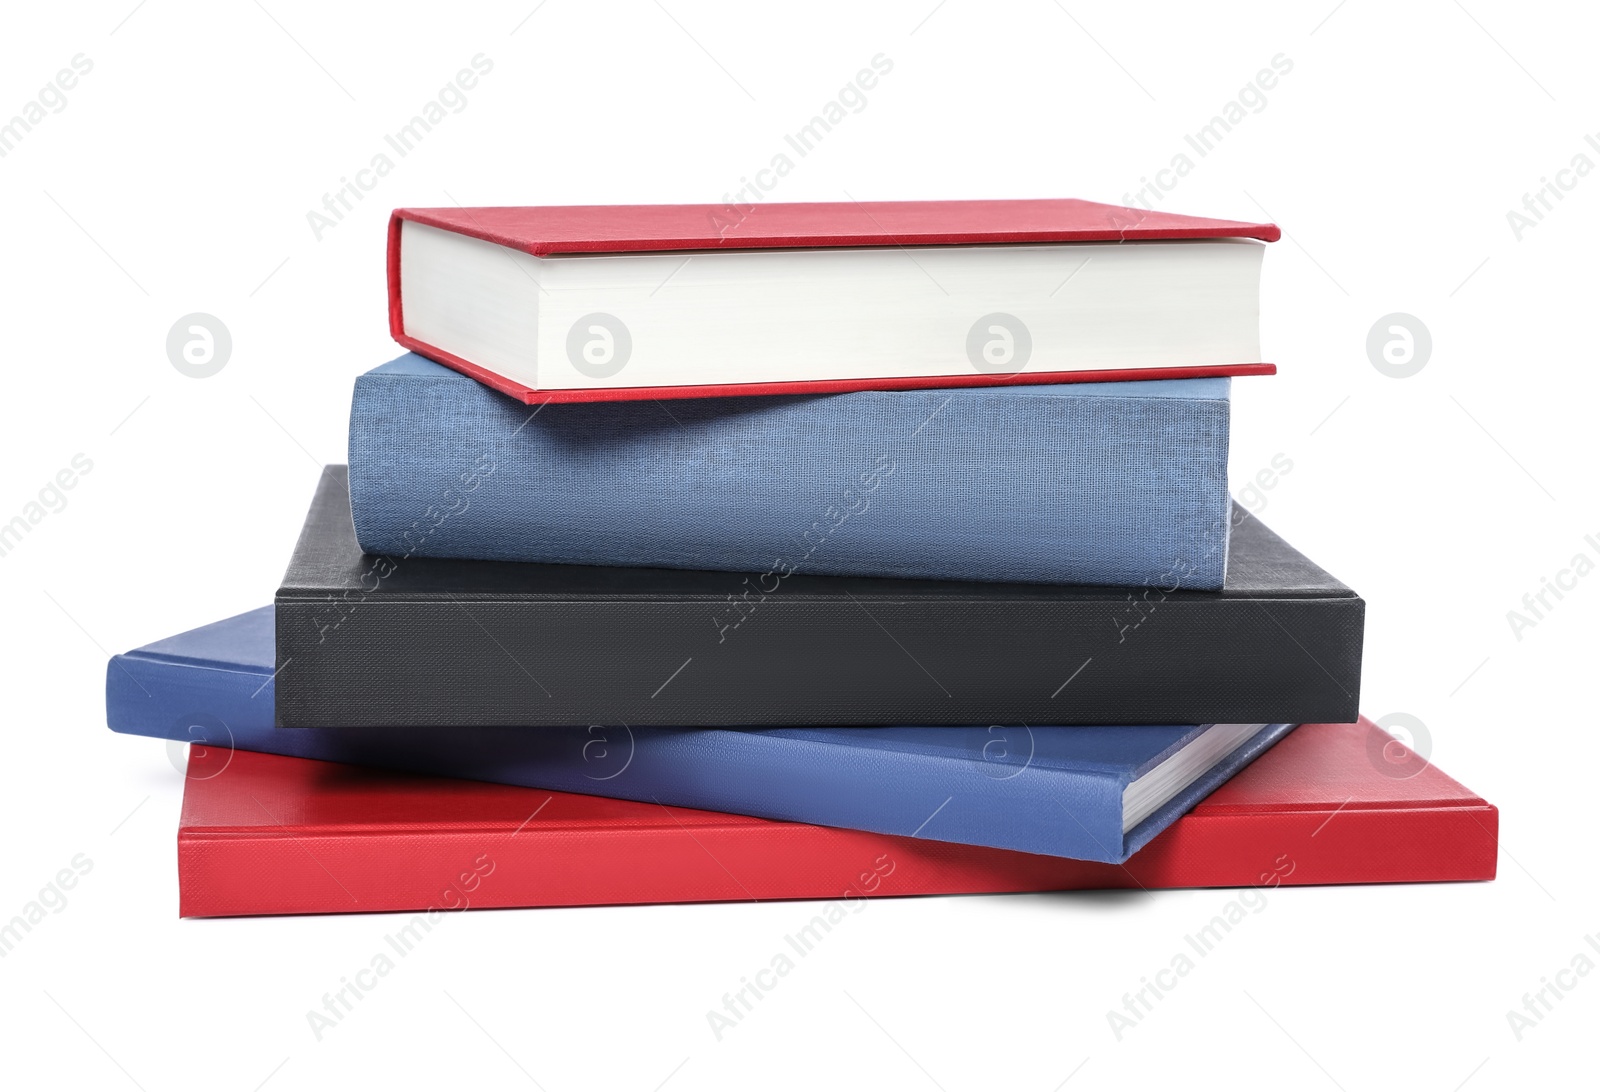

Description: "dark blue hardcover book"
347 355 1233 589
107 609 1294 863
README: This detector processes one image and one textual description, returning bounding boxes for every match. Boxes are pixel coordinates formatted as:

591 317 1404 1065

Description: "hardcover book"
107 605 1292 862
273 467 1363 727
388 198 1279 403
175 719 1497 917
349 356 1235 588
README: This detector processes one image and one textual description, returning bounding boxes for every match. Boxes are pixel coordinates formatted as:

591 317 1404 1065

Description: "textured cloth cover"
348 355 1233 589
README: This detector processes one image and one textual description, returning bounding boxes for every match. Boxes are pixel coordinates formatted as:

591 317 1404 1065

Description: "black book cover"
276 467 1362 727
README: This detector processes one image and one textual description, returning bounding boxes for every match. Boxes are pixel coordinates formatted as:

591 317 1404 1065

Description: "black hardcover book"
276 467 1362 727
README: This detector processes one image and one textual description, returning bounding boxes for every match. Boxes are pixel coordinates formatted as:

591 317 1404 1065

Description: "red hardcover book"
387 198 1280 404
178 719 1496 917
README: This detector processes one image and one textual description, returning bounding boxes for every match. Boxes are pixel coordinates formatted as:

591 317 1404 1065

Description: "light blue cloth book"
105 608 1295 864
348 354 1233 588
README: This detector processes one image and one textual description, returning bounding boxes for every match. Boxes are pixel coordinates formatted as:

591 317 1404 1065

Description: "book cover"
349 356 1235 589
275 467 1363 727
395 198 1281 258
388 198 1279 403
175 720 1497 918
108 606 1291 861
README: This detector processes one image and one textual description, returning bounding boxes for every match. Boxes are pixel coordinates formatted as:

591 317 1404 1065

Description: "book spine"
274 595 1363 728
177 800 1498 917
548 730 1130 863
107 654 269 742
1128 807 1500 889
346 367 1232 589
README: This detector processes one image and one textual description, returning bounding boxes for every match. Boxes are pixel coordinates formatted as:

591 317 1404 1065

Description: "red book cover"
387 198 1280 404
177 719 1496 918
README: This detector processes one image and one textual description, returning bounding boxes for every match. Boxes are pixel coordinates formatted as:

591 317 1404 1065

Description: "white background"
1 1 1595 1089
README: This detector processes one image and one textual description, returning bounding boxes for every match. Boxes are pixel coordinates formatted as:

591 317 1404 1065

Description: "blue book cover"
348 354 1233 589
108 609 1294 863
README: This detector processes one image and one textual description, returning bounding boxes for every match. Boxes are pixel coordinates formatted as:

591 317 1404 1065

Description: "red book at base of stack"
177 719 1497 918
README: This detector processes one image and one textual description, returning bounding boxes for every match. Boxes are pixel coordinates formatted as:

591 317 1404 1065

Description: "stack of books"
107 199 1496 916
